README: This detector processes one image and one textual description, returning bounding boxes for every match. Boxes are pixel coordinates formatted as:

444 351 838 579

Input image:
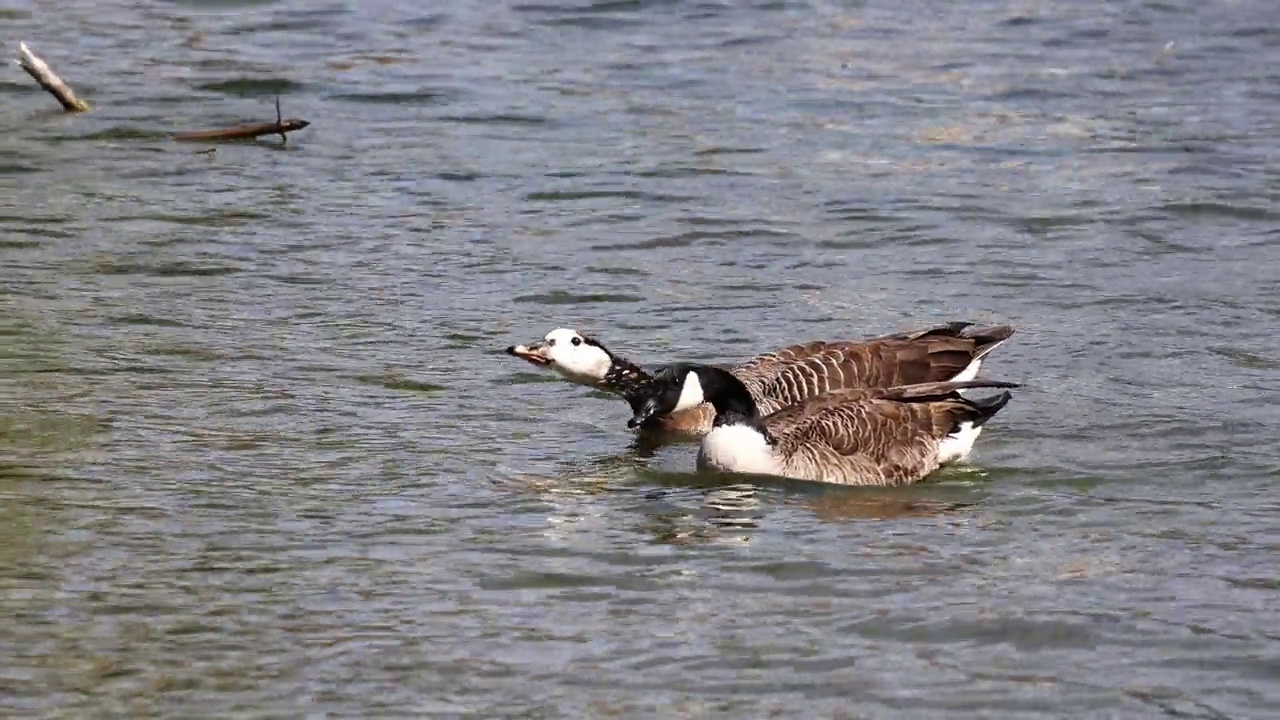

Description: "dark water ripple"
3 0 1280 717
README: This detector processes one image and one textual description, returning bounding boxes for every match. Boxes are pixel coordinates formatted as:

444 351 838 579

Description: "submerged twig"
169 97 310 144
276 96 286 144
16 41 90 112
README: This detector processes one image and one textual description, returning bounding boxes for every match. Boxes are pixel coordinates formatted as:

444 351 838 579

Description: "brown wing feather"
772 401 950 486
730 323 1015 409
844 325 1009 386
765 382 1013 486
730 341 831 389
637 323 1014 440
757 379 1017 437
758 385 884 436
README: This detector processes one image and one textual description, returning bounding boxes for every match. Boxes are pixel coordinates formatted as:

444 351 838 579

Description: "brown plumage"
766 383 1015 486
664 322 1015 436
628 366 1019 487
756 380 999 435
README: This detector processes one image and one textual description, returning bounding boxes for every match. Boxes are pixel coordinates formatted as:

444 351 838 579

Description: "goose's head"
505 328 616 386
627 363 710 428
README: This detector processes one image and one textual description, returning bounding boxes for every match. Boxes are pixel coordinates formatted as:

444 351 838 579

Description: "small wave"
94 261 242 277
513 291 644 305
328 90 456 105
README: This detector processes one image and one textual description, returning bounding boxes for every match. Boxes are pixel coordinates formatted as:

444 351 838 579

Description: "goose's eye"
571 337 582 346
547 338 556 347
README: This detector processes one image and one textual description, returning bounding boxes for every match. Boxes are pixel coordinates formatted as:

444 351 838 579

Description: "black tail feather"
966 391 1013 428
880 378 1021 404
961 324 1016 360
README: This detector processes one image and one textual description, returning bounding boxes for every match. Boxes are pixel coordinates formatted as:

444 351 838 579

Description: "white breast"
697 424 780 476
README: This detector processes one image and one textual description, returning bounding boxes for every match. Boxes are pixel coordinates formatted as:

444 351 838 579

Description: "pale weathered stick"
16 41 90 112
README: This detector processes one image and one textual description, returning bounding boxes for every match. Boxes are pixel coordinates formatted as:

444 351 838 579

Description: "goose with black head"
628 363 1019 486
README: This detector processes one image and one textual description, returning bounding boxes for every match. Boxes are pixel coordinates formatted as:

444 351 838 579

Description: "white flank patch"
672 370 705 412
950 358 983 383
698 424 780 476
937 421 982 465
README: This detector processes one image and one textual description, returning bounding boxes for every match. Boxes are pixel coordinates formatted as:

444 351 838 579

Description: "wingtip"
968 390 1014 427
961 323 1016 341
973 379 1021 390
939 378 1023 393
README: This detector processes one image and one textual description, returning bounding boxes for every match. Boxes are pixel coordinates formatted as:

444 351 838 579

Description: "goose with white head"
627 363 1019 487
506 328 654 407
506 328 623 386
506 321 1016 439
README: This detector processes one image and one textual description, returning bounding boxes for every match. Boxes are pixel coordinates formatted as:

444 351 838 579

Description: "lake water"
3 0 1280 717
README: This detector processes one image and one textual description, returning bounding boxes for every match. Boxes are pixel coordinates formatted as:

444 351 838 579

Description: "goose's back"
731 324 1011 411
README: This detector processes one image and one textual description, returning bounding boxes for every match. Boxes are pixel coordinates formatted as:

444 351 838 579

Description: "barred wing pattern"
736 323 1013 414
755 379 1013 436
773 400 960 486
755 380 1018 486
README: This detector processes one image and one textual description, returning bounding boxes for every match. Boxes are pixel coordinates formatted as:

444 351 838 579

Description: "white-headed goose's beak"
505 342 552 366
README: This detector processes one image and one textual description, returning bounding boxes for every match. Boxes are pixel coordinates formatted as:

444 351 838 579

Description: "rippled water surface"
4 0 1280 717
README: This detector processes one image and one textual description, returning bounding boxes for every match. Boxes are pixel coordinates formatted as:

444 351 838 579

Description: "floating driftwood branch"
16 43 311 147
170 97 310 144
169 119 310 143
16 41 90 112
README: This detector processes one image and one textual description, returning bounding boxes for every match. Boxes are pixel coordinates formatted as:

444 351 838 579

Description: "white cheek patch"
545 336 614 385
673 371 705 412
556 345 608 378
583 346 612 378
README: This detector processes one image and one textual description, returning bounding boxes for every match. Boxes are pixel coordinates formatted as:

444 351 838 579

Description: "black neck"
702 367 774 441
603 357 655 413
